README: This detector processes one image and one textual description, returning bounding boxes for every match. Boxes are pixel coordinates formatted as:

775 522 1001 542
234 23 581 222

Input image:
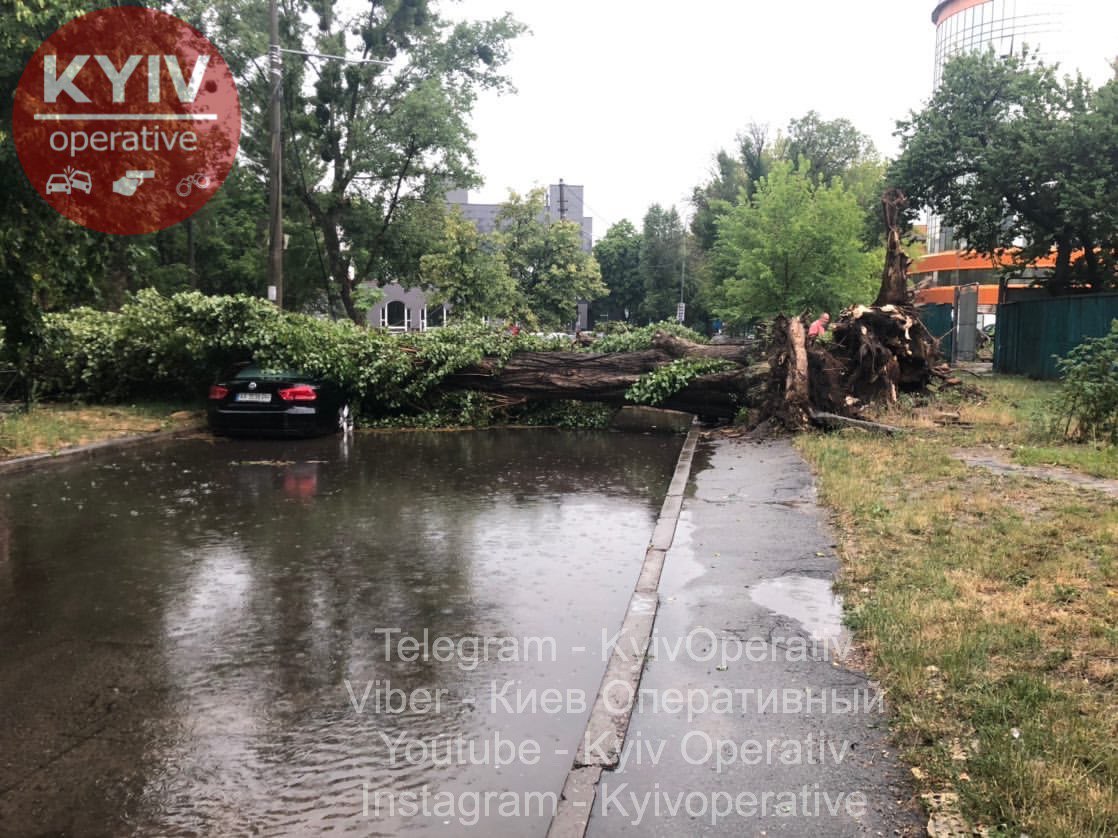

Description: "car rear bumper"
207 406 332 437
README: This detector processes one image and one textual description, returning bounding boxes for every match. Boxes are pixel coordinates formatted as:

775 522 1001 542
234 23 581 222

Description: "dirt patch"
951 447 1118 499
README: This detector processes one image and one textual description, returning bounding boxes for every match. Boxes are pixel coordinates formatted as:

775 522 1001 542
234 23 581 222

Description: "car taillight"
208 385 229 400
278 384 317 402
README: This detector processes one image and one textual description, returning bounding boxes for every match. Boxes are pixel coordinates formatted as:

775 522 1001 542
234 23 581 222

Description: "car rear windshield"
233 366 306 380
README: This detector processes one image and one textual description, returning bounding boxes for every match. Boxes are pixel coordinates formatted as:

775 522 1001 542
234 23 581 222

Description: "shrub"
32 292 728 421
587 321 708 354
625 358 735 405
1054 319 1118 443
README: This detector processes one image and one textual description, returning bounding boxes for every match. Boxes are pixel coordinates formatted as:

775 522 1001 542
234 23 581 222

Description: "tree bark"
650 331 754 363
874 188 912 307
443 346 766 420
784 317 811 426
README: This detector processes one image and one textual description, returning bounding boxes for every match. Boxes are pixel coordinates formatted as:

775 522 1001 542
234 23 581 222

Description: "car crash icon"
46 168 93 195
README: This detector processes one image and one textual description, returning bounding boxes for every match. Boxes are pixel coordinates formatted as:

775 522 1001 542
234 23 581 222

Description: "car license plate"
235 392 272 403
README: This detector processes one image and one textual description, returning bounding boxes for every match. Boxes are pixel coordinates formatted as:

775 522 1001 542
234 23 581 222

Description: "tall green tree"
711 160 880 328
690 149 749 252
495 189 606 329
0 0 111 373
419 209 521 321
691 114 884 256
639 204 686 322
891 49 1118 291
180 0 525 322
786 111 877 187
592 220 643 322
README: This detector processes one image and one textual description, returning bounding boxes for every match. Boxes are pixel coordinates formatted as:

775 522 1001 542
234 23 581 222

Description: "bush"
34 290 523 417
32 292 731 422
587 321 707 354
1054 319 1118 443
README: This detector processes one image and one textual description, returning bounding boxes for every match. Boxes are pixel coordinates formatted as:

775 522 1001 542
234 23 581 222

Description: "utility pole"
187 217 196 287
677 228 687 323
268 0 283 309
558 178 567 220
264 9 389 313
680 235 686 303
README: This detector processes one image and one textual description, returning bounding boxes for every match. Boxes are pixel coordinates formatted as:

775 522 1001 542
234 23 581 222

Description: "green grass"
1010 444 1118 479
886 376 1118 479
796 376 1118 836
0 402 201 459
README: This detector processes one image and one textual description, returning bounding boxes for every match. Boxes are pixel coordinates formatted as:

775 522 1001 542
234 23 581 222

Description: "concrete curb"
547 422 700 838
0 424 207 477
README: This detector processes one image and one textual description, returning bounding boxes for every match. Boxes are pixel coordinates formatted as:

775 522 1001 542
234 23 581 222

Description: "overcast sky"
449 0 1117 237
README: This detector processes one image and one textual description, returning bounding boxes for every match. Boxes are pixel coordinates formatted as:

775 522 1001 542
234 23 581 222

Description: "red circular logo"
12 7 241 235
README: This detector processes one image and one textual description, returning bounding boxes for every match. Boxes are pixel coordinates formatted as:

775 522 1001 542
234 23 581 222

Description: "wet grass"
0 402 202 460
796 375 1118 837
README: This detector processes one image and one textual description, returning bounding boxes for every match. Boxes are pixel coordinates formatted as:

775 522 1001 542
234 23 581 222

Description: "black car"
207 365 353 437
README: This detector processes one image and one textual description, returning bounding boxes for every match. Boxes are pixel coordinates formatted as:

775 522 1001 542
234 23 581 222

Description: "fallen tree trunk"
442 338 766 420
650 331 755 363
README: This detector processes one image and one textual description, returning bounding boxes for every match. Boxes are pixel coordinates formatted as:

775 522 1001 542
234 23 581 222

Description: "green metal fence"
994 292 1118 379
918 303 954 361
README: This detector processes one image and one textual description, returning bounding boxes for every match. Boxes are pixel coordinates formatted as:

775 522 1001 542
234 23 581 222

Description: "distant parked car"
207 364 353 437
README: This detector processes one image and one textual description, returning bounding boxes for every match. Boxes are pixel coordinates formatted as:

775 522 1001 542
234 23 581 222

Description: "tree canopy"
592 221 642 323
419 209 520 322
638 205 687 323
1 0 109 368
495 189 606 329
891 49 1118 291
711 160 881 328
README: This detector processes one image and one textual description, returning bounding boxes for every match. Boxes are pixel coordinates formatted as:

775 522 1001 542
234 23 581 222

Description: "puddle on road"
0 429 684 837
749 575 849 646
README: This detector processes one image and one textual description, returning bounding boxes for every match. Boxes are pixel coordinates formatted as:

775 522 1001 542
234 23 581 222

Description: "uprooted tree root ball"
757 189 942 433
762 307 941 433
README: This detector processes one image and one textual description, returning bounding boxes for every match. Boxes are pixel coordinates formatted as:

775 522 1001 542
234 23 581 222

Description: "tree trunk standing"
315 205 359 323
1080 233 1100 288
783 317 811 425
874 188 912 307
1052 238 1073 292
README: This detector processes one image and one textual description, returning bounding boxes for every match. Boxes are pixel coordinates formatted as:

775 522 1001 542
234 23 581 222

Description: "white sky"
450 0 939 233
449 0 1118 237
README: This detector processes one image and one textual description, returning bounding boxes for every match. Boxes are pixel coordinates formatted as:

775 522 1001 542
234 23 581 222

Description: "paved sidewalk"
585 438 922 836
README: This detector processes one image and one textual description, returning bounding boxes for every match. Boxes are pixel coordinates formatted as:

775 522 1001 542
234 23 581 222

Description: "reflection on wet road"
0 429 681 836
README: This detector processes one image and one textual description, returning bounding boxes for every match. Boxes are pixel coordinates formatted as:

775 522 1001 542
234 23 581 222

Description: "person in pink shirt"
808 312 831 341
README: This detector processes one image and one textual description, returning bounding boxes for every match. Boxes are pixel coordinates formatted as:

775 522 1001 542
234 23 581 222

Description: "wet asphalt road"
0 430 682 837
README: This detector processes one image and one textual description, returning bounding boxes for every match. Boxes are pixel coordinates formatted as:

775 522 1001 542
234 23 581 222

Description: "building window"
384 300 409 331
421 305 447 330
